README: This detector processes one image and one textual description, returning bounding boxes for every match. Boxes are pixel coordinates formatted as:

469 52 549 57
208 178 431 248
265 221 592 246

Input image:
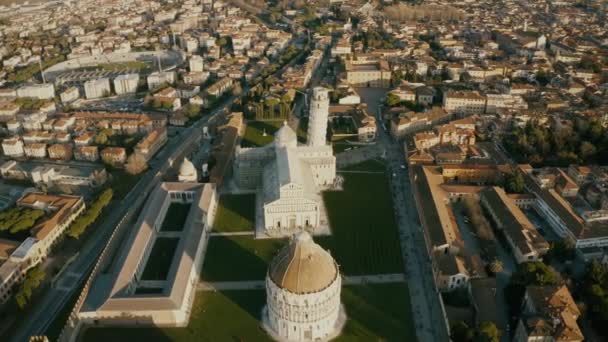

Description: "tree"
15 266 46 309
547 237 576 262
580 141 597 161
476 321 500 342
505 172 525 193
125 153 148 175
385 93 401 107
95 132 108 145
512 262 560 287
67 188 113 239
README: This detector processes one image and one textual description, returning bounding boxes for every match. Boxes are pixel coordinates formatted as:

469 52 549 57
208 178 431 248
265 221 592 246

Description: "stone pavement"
198 273 406 291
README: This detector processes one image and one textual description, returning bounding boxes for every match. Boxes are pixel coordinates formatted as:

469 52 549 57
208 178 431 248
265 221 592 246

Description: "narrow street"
356 88 450 342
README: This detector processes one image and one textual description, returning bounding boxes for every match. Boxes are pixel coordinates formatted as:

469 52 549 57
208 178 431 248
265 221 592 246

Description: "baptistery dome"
269 232 337 294
263 232 345 342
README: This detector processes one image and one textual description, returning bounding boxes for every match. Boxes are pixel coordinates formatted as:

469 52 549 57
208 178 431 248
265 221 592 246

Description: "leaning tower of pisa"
307 87 330 147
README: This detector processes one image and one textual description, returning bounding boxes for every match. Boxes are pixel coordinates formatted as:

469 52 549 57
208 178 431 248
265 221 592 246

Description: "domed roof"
274 121 297 145
268 232 338 294
179 157 196 176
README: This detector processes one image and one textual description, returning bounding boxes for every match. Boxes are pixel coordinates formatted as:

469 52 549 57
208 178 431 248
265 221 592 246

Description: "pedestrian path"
209 231 255 236
197 273 406 291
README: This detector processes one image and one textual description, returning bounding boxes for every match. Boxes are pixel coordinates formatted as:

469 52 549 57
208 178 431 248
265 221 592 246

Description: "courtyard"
160 203 191 232
212 194 256 233
141 237 180 281
80 283 417 342
240 120 284 148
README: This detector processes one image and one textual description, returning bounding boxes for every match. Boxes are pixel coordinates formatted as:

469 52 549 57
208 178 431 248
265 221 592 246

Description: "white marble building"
263 232 345 342
178 158 198 182
233 87 336 237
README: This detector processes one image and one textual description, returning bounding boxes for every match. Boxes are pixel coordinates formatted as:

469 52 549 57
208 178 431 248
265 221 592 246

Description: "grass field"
201 236 286 281
317 162 404 276
241 120 284 147
341 159 386 172
160 203 191 232
80 290 270 342
203 160 402 279
141 237 180 281
212 194 255 232
80 283 417 342
337 283 417 341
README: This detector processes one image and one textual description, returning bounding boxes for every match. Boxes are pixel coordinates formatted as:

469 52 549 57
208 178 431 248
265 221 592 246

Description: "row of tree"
451 321 501 342
15 266 45 309
502 118 608 166
250 97 292 121
67 188 113 239
581 260 608 334
0 207 45 234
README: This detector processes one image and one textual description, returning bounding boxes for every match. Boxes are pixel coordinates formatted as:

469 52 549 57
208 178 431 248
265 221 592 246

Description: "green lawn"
201 236 286 281
80 283 417 342
160 203 191 232
141 237 180 281
203 161 402 280
337 283 417 341
333 141 356 154
341 159 386 172
318 166 404 276
80 290 270 342
241 120 284 147
297 117 308 144
213 194 255 232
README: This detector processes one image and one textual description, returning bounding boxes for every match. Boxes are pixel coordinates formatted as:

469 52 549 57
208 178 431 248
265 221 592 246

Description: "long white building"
113 73 139 95
84 78 111 99
78 182 218 327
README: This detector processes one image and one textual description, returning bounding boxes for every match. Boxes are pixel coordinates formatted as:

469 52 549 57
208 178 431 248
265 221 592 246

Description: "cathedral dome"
179 158 196 177
268 231 338 294
274 121 297 147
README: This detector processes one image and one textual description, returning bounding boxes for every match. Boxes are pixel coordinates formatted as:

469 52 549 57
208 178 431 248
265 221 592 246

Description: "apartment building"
134 127 167 161
514 286 582 342
100 147 127 165
1 137 25 157
74 145 99 162
207 77 233 98
114 74 140 95
480 187 549 263
443 91 486 114
23 143 47 159
84 78 111 99
344 59 391 88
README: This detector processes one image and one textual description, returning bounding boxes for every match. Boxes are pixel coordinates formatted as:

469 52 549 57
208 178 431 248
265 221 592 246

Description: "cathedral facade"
233 87 336 236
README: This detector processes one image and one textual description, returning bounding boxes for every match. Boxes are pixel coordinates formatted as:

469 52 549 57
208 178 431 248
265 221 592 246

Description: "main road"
356 88 450 342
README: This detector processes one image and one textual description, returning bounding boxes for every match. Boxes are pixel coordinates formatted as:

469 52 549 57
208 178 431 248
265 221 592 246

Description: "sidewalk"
198 273 406 291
